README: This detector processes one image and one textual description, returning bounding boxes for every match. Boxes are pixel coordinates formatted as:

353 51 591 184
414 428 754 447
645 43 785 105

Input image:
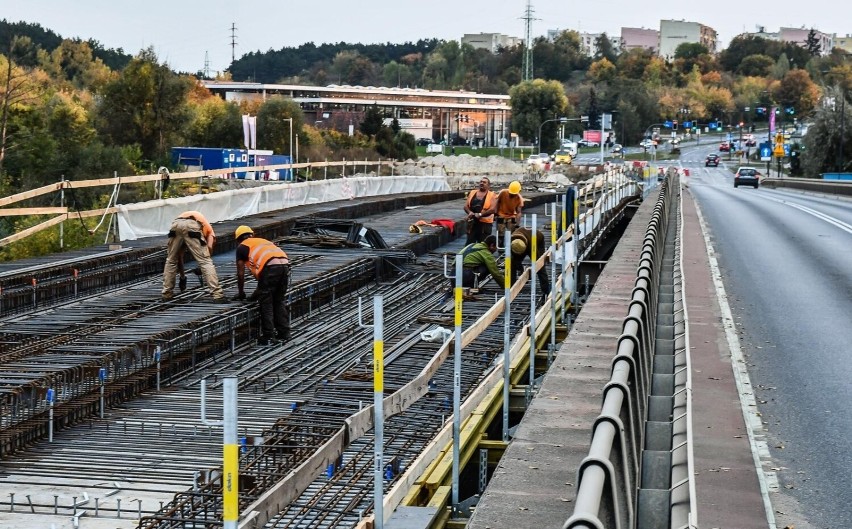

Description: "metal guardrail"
760 177 852 196
564 175 695 528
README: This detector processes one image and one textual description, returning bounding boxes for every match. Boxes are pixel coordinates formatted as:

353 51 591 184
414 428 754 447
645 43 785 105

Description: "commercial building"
658 19 717 59
201 81 512 147
621 27 659 53
461 33 523 54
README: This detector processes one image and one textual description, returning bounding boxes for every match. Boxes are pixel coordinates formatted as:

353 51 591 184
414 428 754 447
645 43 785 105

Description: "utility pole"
230 23 238 64
203 51 211 79
520 1 538 81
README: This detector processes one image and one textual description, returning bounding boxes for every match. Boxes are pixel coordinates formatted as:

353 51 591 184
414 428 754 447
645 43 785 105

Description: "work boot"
276 329 291 343
161 292 174 301
257 336 279 346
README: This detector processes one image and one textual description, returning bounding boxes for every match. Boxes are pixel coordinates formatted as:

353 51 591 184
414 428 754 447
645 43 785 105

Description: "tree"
587 58 616 84
360 104 384 137
185 96 242 148
773 69 820 116
0 36 49 172
772 53 790 80
737 54 774 77
96 47 193 162
593 33 618 64
256 96 303 157
805 29 822 57
802 86 851 174
508 79 569 150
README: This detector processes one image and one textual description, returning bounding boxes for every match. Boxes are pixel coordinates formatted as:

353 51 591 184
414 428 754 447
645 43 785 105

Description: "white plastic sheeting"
116 176 451 241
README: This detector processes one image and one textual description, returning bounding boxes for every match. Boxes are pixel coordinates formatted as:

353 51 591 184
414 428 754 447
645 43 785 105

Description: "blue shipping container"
172 147 249 176
254 154 293 181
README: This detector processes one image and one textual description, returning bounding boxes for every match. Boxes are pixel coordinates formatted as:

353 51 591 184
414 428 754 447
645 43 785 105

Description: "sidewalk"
681 189 773 528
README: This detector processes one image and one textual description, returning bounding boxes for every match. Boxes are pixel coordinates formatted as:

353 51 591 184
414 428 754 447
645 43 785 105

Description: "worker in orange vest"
495 180 524 239
463 177 497 244
233 226 291 345
162 210 226 302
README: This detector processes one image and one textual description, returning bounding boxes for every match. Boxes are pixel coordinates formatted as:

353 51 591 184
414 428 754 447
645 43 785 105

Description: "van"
561 141 578 157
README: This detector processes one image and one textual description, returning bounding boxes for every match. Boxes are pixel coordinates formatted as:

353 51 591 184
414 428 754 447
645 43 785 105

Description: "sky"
1 0 847 75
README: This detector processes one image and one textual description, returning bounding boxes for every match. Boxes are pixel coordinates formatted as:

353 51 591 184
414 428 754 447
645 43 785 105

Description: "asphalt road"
685 156 852 528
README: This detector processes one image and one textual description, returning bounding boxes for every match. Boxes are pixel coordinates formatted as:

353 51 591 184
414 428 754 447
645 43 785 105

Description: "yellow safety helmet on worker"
508 181 521 194
235 225 254 239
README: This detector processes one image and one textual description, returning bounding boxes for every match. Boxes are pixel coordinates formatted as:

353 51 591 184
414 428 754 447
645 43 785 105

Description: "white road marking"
761 195 852 234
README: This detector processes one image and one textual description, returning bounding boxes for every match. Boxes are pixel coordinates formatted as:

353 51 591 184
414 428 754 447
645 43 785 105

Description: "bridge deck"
467 194 655 528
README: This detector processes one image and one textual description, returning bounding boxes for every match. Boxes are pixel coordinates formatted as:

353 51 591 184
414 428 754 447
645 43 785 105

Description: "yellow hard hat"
235 225 254 239
511 238 527 254
508 181 521 194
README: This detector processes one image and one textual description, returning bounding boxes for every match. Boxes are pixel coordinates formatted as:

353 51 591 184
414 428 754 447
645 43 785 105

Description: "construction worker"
453 234 504 290
495 180 524 239
162 210 226 302
233 226 292 345
463 177 497 244
510 227 551 302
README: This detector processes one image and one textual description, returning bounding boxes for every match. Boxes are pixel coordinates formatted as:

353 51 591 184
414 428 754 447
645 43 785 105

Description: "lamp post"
537 117 568 154
282 117 294 178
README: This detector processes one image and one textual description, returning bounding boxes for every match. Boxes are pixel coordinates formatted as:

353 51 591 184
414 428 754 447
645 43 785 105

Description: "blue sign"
664 120 673 128
759 142 772 161
683 121 692 129
783 144 791 156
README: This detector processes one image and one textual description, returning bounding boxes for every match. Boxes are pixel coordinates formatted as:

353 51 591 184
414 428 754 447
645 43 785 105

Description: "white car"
577 139 600 148
639 139 656 149
526 154 548 169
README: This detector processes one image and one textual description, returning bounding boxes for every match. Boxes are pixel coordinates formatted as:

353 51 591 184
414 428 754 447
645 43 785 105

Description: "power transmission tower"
204 51 211 79
521 0 538 81
230 23 238 64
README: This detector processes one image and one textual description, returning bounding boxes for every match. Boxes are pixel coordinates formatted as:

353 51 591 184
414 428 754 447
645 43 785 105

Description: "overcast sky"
2 0 846 75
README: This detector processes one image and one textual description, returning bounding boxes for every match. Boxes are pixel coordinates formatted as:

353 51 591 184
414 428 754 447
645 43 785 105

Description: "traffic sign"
664 120 673 128
773 144 785 157
783 144 791 156
759 142 771 162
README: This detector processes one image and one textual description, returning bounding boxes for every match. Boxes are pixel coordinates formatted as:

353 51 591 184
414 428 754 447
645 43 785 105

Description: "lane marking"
693 198 778 529
761 195 852 234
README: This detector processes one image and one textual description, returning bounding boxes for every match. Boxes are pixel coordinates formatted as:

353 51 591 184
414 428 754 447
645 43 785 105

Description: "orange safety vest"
240 238 288 278
466 190 496 224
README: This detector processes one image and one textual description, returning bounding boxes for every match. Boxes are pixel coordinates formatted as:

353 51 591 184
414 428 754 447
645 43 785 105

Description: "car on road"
705 154 720 167
526 153 549 170
610 144 623 157
560 141 578 156
745 138 757 147
719 141 731 152
734 166 760 188
553 149 573 164
639 139 656 149
577 139 600 148
416 138 434 146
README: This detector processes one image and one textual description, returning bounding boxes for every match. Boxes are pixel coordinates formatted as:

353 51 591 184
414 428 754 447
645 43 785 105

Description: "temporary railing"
564 174 695 528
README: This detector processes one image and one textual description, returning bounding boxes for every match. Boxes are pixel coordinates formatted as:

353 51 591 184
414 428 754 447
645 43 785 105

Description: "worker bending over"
510 227 551 302
162 210 225 302
233 226 291 346
455 234 504 289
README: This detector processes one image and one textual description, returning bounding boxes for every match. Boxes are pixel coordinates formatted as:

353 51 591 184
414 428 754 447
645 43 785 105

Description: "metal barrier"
759 177 852 197
563 175 685 528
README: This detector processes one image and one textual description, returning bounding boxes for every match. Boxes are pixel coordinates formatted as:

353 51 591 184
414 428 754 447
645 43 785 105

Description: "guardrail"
564 174 695 528
760 177 852 196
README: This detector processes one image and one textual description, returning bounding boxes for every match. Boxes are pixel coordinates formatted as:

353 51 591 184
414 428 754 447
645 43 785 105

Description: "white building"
658 19 717 59
461 33 523 54
578 32 622 57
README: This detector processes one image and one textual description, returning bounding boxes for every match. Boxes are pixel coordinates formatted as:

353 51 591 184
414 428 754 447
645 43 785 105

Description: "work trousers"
496 217 518 240
465 219 492 245
511 258 551 296
162 218 224 299
256 264 291 340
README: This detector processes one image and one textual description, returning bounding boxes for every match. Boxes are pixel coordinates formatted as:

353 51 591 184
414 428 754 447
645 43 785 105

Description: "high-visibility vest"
240 237 287 278
466 190 496 223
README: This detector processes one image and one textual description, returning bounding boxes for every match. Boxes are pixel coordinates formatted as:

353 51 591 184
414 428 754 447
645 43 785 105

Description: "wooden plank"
0 207 68 216
0 182 64 207
0 215 66 246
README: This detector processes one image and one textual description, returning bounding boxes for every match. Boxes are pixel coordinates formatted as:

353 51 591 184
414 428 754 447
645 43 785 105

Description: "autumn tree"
805 29 822 57
738 54 774 77
0 36 49 172
773 69 820 115
256 96 304 158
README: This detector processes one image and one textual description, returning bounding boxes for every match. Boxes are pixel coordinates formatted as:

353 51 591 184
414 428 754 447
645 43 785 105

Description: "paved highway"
684 148 852 528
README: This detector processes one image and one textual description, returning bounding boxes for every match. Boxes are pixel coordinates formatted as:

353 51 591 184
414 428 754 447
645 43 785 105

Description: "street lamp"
538 117 568 153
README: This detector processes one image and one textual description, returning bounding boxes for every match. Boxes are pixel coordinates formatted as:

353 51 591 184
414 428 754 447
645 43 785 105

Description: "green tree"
802 87 851 174
737 54 774 76
185 96 242 148
509 79 569 150
0 37 49 172
805 29 822 57
593 33 618 64
96 47 192 162
360 104 384 137
256 96 303 157
772 53 790 80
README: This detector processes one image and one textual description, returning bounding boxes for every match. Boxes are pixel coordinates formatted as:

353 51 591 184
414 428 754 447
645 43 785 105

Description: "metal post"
560 193 568 324
549 205 557 366
99 368 106 419
502 230 511 442
60 175 65 250
373 296 385 529
452 258 463 512
155 346 161 391
573 186 580 319
47 388 55 442
222 377 238 529
529 214 537 387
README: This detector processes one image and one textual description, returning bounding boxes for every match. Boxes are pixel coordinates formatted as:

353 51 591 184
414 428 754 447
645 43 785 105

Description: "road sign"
759 142 771 162
783 143 791 156
773 144 785 157
580 115 589 123
664 120 673 128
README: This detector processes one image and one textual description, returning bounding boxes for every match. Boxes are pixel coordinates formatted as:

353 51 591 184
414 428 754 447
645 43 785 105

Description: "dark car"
719 142 731 152
705 154 720 167
734 166 760 188
745 138 757 147
416 138 434 146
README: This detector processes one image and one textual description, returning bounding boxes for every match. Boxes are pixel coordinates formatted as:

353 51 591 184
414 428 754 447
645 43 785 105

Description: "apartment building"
621 27 659 53
779 27 834 55
461 33 523 54
658 19 718 59
578 31 622 57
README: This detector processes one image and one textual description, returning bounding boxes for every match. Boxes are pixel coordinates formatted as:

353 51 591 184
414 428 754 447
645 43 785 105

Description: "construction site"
0 159 687 529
